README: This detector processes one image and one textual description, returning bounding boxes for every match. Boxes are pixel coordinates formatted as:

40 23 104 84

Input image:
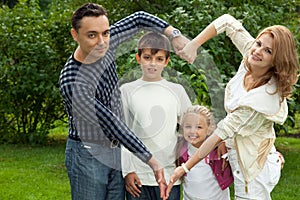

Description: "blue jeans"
126 185 180 200
65 138 125 200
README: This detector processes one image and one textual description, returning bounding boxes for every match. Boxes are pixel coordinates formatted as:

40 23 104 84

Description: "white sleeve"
214 107 266 140
178 85 192 123
120 85 136 177
120 85 131 125
121 146 136 177
212 14 255 57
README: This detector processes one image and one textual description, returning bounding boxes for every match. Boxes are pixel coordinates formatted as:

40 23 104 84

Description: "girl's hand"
166 166 185 198
178 39 199 64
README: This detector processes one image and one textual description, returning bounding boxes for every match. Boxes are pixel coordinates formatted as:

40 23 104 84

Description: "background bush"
0 0 299 144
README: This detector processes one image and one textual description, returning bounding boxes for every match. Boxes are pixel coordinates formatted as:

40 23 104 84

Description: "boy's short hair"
137 32 171 59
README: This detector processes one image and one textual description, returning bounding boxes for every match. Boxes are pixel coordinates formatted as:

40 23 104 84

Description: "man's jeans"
65 138 125 200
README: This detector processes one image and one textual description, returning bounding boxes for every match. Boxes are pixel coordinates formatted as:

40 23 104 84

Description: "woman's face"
248 33 274 73
182 113 209 148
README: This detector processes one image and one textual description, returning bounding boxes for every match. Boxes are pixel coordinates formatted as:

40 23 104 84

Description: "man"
58 3 187 200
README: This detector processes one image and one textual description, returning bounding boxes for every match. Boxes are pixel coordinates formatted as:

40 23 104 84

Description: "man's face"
71 15 110 63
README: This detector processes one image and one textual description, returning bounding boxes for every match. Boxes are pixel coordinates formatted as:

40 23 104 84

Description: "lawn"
272 137 300 199
0 143 70 200
0 136 299 199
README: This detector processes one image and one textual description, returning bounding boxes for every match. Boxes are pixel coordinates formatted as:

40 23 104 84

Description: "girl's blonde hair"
245 25 299 100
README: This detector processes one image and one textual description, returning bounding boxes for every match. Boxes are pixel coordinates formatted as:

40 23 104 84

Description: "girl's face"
247 33 274 73
182 113 209 148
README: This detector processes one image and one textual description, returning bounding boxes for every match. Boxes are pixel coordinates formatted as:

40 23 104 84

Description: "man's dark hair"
71 3 108 32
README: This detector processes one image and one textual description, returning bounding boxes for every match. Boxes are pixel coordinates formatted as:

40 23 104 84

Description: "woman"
166 14 299 200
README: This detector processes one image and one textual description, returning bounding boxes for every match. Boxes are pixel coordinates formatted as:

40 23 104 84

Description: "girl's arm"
166 133 222 198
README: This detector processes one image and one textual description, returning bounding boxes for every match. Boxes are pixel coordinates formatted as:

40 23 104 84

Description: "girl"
167 14 297 200
176 105 233 200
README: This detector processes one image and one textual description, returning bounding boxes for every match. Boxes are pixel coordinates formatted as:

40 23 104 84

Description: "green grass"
0 136 299 199
0 143 70 200
272 137 300 199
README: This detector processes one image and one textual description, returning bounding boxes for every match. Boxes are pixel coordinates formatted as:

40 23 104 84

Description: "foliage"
0 0 65 144
0 0 298 144
0 0 18 8
117 0 300 125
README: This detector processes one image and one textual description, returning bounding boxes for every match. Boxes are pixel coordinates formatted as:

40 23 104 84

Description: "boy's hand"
125 172 142 197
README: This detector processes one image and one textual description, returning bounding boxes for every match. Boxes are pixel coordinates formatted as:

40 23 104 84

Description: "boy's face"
136 48 170 82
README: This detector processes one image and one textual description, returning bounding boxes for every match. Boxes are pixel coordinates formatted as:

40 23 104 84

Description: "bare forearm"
147 156 161 171
193 23 217 47
178 23 217 63
184 134 222 170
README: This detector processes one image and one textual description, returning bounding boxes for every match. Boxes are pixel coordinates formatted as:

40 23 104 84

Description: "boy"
121 32 192 200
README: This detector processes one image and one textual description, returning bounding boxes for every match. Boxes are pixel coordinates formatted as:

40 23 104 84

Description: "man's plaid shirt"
58 11 169 163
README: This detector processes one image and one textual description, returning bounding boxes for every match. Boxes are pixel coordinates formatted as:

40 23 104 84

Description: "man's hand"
172 35 190 55
147 157 168 199
125 172 142 198
178 39 199 64
154 168 168 200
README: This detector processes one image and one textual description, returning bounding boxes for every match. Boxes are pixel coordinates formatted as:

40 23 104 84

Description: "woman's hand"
217 141 229 171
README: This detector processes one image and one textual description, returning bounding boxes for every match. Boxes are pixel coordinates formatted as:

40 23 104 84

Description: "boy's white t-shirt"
121 79 192 186
183 144 230 200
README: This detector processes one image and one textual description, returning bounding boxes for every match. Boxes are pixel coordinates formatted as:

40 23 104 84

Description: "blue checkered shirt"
58 11 169 163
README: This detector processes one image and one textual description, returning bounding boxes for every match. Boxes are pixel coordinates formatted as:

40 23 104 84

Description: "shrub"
0 0 298 144
0 0 65 144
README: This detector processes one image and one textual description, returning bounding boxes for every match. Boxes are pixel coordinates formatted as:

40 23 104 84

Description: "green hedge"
0 0 298 144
